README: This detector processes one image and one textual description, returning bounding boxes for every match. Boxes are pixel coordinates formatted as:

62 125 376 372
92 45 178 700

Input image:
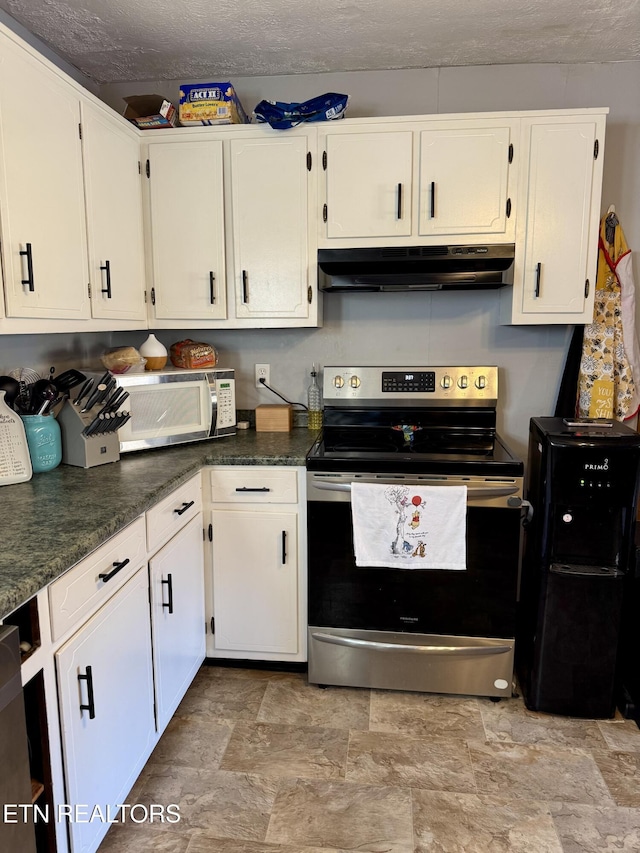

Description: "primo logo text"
584 457 609 471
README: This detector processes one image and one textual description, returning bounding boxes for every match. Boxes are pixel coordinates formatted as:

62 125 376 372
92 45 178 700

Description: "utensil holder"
20 414 62 473
57 401 121 469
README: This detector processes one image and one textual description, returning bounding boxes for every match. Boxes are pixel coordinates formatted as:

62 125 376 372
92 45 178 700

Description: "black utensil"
53 369 87 392
0 376 20 409
29 380 58 414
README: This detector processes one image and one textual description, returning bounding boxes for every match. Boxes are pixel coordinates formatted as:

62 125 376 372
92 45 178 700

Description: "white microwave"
91 367 236 453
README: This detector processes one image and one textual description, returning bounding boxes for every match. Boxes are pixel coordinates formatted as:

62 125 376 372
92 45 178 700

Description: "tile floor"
99 665 640 852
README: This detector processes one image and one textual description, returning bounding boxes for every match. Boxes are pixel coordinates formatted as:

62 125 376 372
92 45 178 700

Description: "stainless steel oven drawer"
308 626 514 698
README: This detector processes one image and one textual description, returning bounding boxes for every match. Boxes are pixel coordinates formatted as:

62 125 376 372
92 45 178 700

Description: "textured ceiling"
1 0 639 84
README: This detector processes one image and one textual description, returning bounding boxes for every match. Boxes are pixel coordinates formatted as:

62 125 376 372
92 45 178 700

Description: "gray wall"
1 61 639 460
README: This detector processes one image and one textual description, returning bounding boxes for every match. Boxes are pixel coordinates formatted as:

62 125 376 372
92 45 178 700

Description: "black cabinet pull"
396 183 403 220
585 279 590 298
506 198 512 218
242 270 248 303
235 486 270 492
99 557 130 583
100 259 112 298
174 500 195 516
209 271 216 304
322 203 328 223
150 287 156 306
430 182 435 218
78 666 96 719
20 243 35 291
534 262 542 298
161 573 174 614
281 530 287 565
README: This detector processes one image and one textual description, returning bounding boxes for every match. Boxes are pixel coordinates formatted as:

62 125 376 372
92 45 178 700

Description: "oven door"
307 471 524 697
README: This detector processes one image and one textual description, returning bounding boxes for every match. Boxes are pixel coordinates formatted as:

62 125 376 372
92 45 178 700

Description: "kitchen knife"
73 378 93 405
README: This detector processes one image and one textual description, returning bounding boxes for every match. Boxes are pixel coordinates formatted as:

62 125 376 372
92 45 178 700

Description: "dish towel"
351 482 467 570
577 210 640 420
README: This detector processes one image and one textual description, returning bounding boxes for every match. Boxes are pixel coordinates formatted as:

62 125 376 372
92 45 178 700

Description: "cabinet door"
231 135 311 319
325 130 413 238
0 39 89 319
212 509 298 653
81 101 146 321
147 140 227 320
518 118 601 319
418 122 513 237
149 514 205 733
56 568 155 853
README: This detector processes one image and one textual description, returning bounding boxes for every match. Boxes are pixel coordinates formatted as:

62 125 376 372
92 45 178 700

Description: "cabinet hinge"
210 616 215 634
78 122 82 140
506 198 512 219
585 279 590 298
323 203 328 223
208 523 213 542
594 139 599 160
144 290 147 303
138 160 141 175
307 285 313 304
87 282 91 298
151 287 156 306
322 150 327 170
146 159 151 178
508 143 513 164
306 151 312 171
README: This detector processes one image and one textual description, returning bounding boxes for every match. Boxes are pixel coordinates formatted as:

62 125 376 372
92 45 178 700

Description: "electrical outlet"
255 363 270 389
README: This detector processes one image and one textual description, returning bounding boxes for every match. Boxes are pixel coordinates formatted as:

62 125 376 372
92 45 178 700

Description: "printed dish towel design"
351 482 467 570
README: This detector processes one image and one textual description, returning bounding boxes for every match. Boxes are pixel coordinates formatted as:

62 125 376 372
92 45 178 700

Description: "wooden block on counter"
255 404 293 432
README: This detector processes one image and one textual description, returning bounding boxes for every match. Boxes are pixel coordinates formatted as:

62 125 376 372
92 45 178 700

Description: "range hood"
318 244 515 292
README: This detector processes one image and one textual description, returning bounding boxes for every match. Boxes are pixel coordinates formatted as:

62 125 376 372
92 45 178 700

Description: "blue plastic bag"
253 93 348 129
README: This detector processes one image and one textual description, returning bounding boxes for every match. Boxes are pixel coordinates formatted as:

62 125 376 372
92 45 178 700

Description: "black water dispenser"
517 417 640 718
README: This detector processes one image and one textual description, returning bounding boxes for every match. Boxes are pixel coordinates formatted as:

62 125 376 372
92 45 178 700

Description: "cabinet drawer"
146 473 203 554
49 516 145 642
209 467 298 504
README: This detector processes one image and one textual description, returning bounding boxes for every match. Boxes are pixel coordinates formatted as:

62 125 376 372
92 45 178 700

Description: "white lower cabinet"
55 567 155 853
149 513 205 732
207 465 307 662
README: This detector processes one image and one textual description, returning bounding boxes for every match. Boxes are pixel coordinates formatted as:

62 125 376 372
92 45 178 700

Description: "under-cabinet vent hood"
318 244 515 292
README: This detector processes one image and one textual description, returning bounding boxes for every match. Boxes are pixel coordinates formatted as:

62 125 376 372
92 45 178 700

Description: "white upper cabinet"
324 130 414 239
229 133 314 320
81 101 146 321
502 113 606 324
145 125 319 329
146 138 227 321
0 36 90 320
319 116 517 248
418 121 513 238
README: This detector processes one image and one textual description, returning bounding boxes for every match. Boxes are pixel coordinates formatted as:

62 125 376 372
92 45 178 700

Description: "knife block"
57 401 121 468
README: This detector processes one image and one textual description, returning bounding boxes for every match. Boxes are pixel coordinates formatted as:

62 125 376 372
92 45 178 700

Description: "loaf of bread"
169 339 218 369
101 346 145 374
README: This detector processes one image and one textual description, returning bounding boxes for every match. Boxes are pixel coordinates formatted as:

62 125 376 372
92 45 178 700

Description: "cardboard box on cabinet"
123 95 178 129
178 82 249 126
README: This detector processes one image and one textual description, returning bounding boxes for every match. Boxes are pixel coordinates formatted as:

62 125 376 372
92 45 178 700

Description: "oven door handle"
311 632 512 656
310 481 520 500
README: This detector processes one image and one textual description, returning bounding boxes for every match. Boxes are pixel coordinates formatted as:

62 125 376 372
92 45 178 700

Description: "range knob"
475 375 487 390
333 375 345 388
440 375 453 389
349 375 361 389
457 375 468 389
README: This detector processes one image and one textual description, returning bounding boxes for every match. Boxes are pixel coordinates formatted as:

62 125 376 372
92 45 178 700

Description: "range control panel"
323 366 498 406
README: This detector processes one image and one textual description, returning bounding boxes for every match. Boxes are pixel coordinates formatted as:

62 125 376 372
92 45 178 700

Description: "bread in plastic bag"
169 339 218 369
101 346 146 374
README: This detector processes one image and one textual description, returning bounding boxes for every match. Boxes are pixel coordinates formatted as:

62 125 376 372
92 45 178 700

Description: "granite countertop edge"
0 428 317 621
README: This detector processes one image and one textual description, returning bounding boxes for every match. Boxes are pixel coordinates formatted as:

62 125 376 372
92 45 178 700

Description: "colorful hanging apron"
577 212 640 420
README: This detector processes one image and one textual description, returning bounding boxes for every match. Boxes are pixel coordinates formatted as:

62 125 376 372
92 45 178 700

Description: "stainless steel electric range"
306 365 525 699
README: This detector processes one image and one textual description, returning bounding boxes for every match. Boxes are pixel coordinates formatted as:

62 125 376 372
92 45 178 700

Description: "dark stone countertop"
0 428 318 621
